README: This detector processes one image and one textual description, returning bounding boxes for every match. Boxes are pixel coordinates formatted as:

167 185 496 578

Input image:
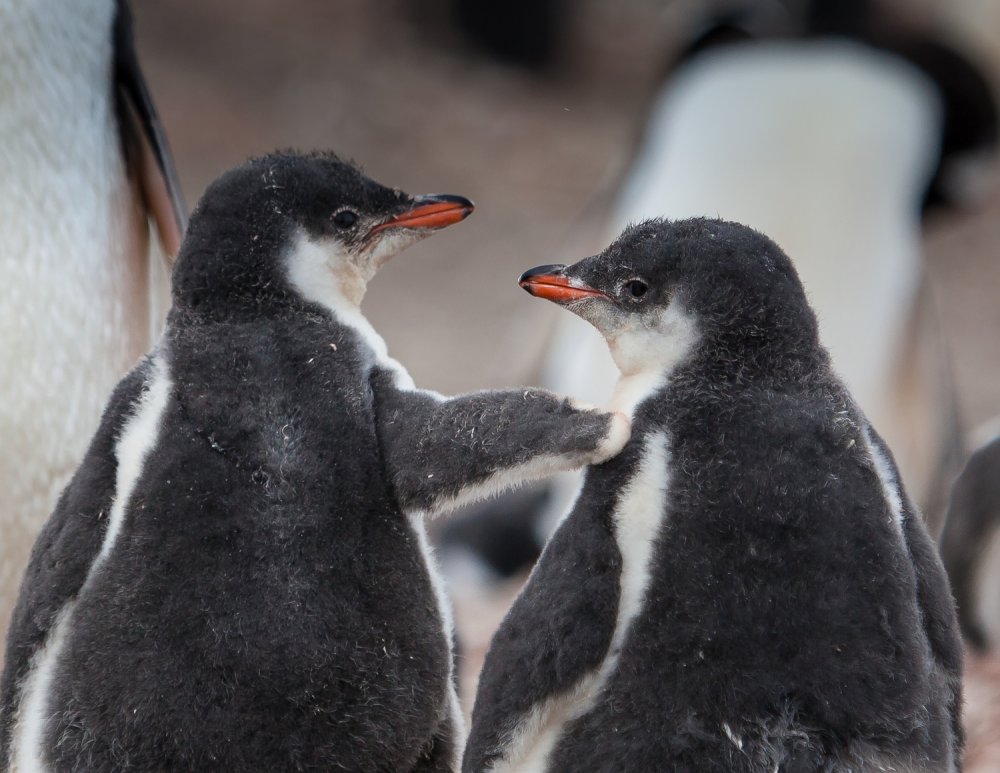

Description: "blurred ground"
133 0 1000 717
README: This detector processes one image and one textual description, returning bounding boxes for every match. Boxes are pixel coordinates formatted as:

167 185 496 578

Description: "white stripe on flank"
860 424 905 534
90 358 173 577
605 432 671 659
445 682 466 770
10 356 172 772
490 432 671 773
407 512 466 759
10 602 76 773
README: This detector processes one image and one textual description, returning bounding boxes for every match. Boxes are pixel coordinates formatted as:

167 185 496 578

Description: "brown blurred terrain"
134 0 1000 740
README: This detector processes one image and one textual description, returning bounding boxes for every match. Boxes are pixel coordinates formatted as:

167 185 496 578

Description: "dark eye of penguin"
333 209 358 229
623 279 649 300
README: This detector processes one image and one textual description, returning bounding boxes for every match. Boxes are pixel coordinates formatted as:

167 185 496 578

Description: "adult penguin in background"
0 0 186 647
0 152 629 772
464 218 962 773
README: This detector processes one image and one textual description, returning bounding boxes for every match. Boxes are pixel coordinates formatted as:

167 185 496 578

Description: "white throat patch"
606 300 699 417
284 231 416 390
607 298 699 380
285 231 370 309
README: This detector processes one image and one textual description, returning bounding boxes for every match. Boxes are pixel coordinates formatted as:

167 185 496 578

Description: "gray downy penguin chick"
0 151 628 773
463 218 961 773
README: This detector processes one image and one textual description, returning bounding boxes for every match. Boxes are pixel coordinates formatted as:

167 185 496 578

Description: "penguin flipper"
113 0 186 260
867 429 964 760
0 365 151 767
371 368 629 517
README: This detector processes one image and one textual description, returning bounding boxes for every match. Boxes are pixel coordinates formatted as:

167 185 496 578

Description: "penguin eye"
333 210 358 229
624 280 648 300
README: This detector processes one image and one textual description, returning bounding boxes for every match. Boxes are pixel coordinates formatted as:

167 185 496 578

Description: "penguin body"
0 153 627 772
464 219 962 772
0 0 185 644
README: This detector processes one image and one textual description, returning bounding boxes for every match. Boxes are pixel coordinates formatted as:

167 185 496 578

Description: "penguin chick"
464 218 962 773
0 151 628 773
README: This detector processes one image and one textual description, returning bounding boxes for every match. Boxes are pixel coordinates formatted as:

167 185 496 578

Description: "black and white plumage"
0 152 628 772
0 0 186 645
464 219 962 772
940 427 1000 652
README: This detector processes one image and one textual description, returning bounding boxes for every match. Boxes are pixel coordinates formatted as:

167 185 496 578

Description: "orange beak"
518 264 607 303
371 194 474 235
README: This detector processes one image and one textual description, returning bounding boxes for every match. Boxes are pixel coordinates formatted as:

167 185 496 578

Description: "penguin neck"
606 300 700 416
610 368 669 417
284 231 393 360
285 230 372 313
171 221 373 323
607 306 700 416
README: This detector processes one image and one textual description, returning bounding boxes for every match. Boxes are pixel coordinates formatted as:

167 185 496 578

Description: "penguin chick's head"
519 218 821 377
172 151 474 314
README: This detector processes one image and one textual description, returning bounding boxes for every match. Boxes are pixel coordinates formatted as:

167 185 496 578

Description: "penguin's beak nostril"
370 194 474 235
518 265 607 303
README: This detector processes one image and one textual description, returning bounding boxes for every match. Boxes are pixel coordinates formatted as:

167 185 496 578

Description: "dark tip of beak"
518 264 567 285
518 264 608 303
370 194 474 235
418 193 475 209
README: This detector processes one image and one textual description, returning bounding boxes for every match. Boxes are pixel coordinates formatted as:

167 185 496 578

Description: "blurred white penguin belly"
548 39 945 513
0 0 153 644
